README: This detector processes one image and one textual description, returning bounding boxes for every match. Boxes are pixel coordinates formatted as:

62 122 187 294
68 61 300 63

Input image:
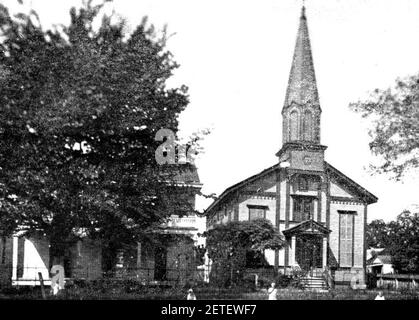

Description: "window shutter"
339 213 354 267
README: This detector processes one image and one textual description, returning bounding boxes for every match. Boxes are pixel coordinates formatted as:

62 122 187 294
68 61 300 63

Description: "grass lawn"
0 286 418 300
245 288 419 300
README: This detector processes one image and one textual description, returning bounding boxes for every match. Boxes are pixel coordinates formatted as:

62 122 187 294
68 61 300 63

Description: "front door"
296 236 322 272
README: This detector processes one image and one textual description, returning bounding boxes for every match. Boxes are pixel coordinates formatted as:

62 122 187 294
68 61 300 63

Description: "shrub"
275 274 292 288
237 275 258 291
257 275 274 289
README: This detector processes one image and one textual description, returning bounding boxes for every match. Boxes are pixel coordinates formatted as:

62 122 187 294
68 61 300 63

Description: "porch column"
322 237 327 268
12 236 18 281
290 236 296 266
313 200 318 222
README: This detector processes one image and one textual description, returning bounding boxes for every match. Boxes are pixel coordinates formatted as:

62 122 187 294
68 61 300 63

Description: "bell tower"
277 6 327 171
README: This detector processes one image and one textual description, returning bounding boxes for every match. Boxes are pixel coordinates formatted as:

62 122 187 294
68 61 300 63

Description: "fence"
1 265 212 287
376 273 419 290
6 265 385 290
4 265 280 288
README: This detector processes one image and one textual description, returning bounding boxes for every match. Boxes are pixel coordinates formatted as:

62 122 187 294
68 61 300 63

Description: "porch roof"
282 219 331 237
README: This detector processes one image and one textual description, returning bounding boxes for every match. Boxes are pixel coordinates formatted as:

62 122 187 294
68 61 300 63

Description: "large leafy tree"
387 211 419 274
366 211 419 274
350 74 419 180
366 219 390 248
204 219 284 287
0 1 194 268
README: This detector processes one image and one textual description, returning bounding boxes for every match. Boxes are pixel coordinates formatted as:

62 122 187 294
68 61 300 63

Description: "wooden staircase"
301 275 328 290
300 268 330 291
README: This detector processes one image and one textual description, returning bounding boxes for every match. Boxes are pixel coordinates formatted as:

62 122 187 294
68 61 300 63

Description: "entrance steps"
301 275 328 291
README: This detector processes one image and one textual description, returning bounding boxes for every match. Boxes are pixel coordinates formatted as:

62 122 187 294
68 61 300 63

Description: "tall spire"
277 4 326 162
283 5 320 110
280 5 322 145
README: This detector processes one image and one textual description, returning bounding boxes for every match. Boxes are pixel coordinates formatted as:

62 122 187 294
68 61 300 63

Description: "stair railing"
322 266 334 289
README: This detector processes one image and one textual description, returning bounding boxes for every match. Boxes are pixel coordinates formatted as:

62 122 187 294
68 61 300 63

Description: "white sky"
3 0 419 222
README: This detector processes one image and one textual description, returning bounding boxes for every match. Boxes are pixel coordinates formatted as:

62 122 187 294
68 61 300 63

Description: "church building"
205 6 378 287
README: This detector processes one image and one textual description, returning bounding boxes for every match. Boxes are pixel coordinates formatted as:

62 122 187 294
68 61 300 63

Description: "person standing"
374 291 385 300
268 282 278 300
187 288 197 300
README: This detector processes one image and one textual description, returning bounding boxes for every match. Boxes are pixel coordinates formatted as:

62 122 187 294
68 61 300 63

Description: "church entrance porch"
283 219 331 275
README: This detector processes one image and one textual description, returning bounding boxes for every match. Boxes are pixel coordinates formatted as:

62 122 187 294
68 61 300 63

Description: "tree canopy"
204 219 284 286
366 219 389 249
367 210 419 274
0 0 196 266
350 74 419 180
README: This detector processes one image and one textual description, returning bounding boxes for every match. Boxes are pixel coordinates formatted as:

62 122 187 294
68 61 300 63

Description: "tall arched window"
289 110 299 141
303 110 313 141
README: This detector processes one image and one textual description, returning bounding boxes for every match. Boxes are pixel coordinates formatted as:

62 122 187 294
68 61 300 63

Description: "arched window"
303 110 313 141
289 110 299 141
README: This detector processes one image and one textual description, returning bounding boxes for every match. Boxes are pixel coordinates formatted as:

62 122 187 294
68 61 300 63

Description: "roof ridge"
205 163 279 214
325 161 378 204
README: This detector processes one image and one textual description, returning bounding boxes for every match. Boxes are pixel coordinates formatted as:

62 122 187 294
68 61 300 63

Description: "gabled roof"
325 162 378 204
205 163 279 214
159 163 202 189
205 160 378 216
377 255 392 264
367 255 393 266
367 248 392 265
282 219 331 237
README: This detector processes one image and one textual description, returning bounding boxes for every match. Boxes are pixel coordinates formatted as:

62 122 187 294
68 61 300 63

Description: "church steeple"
282 5 321 145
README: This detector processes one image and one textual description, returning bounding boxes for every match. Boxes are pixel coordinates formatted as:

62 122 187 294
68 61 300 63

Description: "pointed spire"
283 5 320 110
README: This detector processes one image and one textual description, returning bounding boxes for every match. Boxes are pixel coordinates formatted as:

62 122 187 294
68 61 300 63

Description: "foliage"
350 74 419 180
0 0 198 266
204 219 284 287
387 211 419 274
366 219 390 248
194 244 206 265
274 274 292 288
367 210 419 274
